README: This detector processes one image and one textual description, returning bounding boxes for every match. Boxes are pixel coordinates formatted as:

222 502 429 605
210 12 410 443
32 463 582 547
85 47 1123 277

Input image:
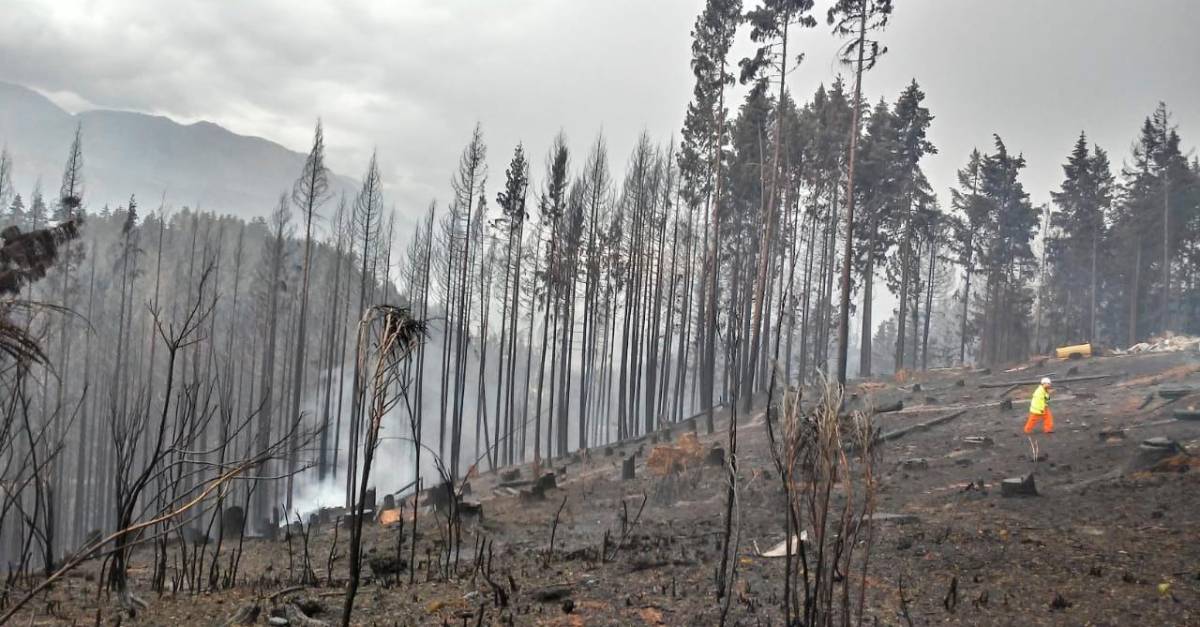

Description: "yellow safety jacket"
1029 384 1049 414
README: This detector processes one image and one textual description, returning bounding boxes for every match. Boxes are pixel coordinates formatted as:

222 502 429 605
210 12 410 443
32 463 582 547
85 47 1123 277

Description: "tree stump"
369 554 406 577
1001 474 1038 497
621 456 636 481
426 481 455 511
1127 437 1187 471
221 506 245 539
459 500 483 521
217 603 260 627
536 472 558 492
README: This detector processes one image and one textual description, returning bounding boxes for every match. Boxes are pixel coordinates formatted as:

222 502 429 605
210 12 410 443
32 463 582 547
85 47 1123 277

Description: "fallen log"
532 584 574 602
874 399 905 414
978 374 1114 389
878 410 967 443
268 585 310 601
1159 388 1197 400
840 398 903 419
1175 408 1200 421
995 383 1022 398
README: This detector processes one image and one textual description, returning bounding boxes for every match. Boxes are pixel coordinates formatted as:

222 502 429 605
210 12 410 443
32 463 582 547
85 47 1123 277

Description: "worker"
1024 377 1054 434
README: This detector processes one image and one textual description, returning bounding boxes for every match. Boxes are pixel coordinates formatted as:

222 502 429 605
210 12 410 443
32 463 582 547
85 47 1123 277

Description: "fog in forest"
0 1 1197 624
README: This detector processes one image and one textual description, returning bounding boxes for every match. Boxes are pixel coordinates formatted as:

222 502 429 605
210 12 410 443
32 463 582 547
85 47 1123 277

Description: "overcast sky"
2 0 1197 226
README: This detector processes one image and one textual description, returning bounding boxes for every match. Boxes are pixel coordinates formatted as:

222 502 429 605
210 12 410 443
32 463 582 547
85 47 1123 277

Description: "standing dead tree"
341 305 425 627
0 219 81 584
0 255 304 621
0 436 297 625
99 264 314 614
0 370 72 588
105 264 218 611
716 303 743 626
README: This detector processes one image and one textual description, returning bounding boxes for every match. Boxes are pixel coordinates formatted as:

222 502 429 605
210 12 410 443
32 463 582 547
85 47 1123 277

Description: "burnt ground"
12 351 1200 626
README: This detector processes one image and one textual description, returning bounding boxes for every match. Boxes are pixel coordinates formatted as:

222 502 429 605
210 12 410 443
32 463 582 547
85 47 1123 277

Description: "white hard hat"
1041 377 1052 386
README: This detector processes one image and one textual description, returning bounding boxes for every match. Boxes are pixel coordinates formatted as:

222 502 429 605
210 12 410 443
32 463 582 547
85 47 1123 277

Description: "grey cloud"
1 0 1197 228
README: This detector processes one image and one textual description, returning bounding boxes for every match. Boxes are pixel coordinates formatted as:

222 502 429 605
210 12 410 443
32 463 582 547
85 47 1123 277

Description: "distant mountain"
0 81 356 218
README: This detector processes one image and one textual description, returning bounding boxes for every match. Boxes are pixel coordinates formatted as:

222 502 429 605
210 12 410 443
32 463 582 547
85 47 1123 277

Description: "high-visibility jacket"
1029 384 1050 414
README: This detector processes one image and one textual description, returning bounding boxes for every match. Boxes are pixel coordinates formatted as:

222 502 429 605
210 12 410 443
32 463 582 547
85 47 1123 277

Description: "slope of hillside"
0 81 355 218
8 350 1199 625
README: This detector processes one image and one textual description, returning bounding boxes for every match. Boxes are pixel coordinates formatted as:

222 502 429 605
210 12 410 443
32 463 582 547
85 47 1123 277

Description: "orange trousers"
1023 409 1054 434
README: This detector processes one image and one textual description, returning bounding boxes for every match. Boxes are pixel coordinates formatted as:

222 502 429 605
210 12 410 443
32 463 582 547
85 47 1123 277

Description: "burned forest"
0 1 1199 625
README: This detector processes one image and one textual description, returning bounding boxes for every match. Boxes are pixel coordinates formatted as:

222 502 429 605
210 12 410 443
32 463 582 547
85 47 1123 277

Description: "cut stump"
621 456 636 481
1001 474 1038 497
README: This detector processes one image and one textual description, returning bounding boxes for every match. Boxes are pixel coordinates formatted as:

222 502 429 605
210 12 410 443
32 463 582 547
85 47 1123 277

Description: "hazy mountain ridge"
0 81 355 218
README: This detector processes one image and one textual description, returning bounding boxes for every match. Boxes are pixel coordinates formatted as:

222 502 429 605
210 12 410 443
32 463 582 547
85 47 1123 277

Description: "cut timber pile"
647 433 709 476
1112 332 1200 355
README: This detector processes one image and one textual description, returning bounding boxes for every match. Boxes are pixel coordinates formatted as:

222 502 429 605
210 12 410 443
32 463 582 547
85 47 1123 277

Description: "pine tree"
285 121 330 509
57 123 84 220
6 194 25 230
0 147 13 215
725 81 772 406
493 143 529 464
28 182 48 230
533 135 569 464
737 0 817 406
679 0 741 433
949 149 986 363
1114 103 1195 341
886 80 936 371
575 136 610 450
347 152 383 500
828 0 893 384
253 194 291 525
973 135 1038 365
1047 132 1113 345
447 126 487 477
852 98 897 376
